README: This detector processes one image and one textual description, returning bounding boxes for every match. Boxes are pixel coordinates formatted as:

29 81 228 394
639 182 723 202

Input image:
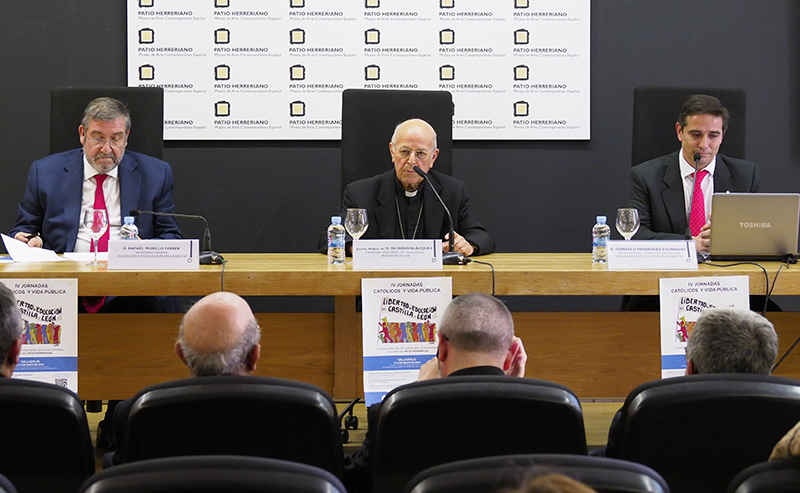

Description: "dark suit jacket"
345 366 505 493
340 169 495 255
11 148 182 252
629 151 762 240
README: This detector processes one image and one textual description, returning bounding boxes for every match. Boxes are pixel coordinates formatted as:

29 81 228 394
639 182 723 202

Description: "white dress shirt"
74 157 122 252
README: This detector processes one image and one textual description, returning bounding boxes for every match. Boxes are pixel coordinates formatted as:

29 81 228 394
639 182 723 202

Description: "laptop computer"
708 193 800 261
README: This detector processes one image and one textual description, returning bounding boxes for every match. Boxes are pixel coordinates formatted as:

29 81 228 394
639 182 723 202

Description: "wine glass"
83 209 108 266
616 208 640 241
345 208 369 241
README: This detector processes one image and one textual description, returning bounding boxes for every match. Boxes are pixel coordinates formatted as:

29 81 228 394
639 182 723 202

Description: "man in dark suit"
11 97 181 252
345 292 527 492
339 118 494 256
9 96 182 447
629 94 761 254
108 291 261 466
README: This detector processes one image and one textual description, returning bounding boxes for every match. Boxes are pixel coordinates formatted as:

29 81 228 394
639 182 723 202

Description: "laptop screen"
709 193 800 260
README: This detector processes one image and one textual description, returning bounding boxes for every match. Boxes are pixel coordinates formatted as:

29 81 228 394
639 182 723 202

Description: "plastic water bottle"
592 216 610 263
327 216 346 265
119 216 139 240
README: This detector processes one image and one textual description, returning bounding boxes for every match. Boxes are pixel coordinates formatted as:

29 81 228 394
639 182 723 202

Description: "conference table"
2 253 799 401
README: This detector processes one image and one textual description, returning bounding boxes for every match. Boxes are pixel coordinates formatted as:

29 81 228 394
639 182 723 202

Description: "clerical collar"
405 189 418 198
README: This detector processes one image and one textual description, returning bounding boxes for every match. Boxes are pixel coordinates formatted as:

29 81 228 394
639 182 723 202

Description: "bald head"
176 292 261 376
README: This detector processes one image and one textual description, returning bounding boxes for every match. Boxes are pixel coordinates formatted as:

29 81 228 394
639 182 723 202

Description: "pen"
24 233 40 240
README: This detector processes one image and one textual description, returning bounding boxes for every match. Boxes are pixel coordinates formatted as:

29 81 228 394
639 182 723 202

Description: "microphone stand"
130 210 224 265
687 152 706 262
412 166 469 265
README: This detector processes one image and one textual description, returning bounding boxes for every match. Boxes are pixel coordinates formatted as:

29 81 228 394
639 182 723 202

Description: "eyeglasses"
395 148 430 161
88 136 126 148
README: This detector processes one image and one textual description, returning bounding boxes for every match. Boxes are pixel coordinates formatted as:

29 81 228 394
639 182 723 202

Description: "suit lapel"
61 153 85 252
713 157 733 192
118 154 141 219
375 171 397 239
660 154 688 235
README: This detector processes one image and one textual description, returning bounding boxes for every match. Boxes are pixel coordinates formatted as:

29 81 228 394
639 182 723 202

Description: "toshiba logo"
739 222 771 228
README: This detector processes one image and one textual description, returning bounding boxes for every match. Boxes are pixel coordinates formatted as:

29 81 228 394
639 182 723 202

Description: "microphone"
686 152 702 240
412 166 470 265
129 209 224 265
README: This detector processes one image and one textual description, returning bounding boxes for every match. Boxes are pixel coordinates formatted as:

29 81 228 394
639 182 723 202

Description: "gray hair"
177 315 261 377
439 292 514 357
390 118 438 149
686 307 778 374
0 284 23 359
81 97 132 133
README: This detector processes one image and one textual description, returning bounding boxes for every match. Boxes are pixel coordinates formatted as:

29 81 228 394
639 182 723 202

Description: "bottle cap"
123 216 134 223
596 216 606 223
331 216 342 224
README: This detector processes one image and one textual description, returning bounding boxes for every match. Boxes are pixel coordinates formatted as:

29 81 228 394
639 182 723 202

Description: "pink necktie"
689 170 709 237
83 174 109 313
92 174 109 252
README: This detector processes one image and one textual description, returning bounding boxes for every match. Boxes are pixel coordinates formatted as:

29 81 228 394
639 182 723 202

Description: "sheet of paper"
1 234 66 262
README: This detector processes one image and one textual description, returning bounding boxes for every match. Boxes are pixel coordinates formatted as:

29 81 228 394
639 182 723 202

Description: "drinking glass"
83 209 108 266
345 208 369 241
616 208 640 241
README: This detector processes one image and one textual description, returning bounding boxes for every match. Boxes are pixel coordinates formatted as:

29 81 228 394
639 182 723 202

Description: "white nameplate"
352 239 443 271
607 240 698 271
107 239 200 270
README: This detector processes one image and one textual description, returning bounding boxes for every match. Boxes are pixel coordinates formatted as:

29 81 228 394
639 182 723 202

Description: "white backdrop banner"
127 0 590 140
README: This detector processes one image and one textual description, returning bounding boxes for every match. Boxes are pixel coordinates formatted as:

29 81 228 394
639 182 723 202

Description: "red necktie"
689 170 709 237
92 174 109 252
83 174 109 313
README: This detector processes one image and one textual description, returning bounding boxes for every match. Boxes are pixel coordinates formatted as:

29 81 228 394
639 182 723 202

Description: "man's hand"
693 221 711 254
443 231 475 257
14 232 42 248
418 357 442 381
505 337 527 378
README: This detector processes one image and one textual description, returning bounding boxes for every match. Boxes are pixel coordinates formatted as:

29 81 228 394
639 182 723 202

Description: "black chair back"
406 454 670 493
340 88 454 196
726 458 800 493
117 376 344 477
80 455 348 493
0 378 94 493
50 86 164 159
631 87 746 166
372 376 588 493
613 374 800 493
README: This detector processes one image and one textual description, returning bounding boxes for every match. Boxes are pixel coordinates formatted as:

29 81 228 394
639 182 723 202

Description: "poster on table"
1 279 78 393
362 277 452 406
127 0 590 140
658 275 749 379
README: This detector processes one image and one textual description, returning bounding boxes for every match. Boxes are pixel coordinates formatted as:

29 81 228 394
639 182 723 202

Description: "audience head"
389 118 440 192
0 283 24 378
436 292 516 376
175 291 261 377
504 473 598 493
685 307 777 375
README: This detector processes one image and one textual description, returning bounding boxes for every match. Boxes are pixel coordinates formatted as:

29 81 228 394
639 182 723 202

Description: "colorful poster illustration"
1 279 78 393
659 276 749 379
362 277 452 406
